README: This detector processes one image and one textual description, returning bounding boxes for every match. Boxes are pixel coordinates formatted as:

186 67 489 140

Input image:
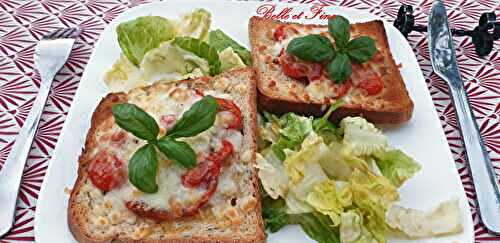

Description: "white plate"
34 0 474 242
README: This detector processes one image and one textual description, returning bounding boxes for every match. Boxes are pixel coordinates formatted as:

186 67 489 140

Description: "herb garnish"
286 16 376 83
112 95 218 193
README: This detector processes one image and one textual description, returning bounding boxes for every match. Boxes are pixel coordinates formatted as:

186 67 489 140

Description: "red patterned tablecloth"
0 0 498 242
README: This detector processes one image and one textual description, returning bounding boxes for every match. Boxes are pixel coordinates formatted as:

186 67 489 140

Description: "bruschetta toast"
249 16 414 123
68 68 265 243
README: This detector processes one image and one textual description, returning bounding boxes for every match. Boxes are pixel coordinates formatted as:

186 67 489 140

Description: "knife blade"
428 0 500 234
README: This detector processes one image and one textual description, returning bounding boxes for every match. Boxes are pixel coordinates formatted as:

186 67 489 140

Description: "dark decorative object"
394 4 499 56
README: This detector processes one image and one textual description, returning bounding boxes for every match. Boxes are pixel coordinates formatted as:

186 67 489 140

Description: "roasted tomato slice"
357 75 383 95
333 80 352 98
216 98 243 130
280 54 323 83
87 151 126 192
207 140 234 163
125 141 234 222
350 64 384 96
274 25 287 41
125 178 218 222
182 140 233 188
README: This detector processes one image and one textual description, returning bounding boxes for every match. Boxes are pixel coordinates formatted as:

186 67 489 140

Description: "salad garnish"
111 95 218 193
286 16 377 83
105 9 251 92
257 104 462 242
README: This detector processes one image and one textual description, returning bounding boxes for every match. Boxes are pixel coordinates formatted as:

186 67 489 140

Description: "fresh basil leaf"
261 188 290 232
328 16 350 49
345 36 377 63
173 37 221 75
166 95 218 138
327 53 352 83
209 29 252 66
286 34 335 62
128 144 158 193
117 16 176 66
112 103 159 141
290 213 341 243
157 137 197 168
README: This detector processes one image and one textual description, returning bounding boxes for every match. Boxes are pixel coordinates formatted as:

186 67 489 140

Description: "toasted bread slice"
249 16 413 123
68 68 265 243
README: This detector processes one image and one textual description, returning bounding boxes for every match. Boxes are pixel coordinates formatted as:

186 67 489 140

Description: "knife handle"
449 83 500 233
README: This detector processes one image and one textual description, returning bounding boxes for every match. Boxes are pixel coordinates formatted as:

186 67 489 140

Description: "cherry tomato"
216 98 242 130
282 61 308 79
274 25 287 41
87 151 126 192
280 54 323 83
333 80 352 98
306 63 323 81
358 76 383 95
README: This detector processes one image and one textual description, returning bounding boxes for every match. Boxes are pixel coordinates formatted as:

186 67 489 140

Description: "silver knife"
428 0 500 234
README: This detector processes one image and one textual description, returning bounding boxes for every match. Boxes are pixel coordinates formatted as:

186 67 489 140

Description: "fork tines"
44 27 81 40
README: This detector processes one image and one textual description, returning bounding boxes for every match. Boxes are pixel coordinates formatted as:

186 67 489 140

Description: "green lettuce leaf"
140 41 209 81
219 47 246 72
340 117 387 156
290 213 341 243
319 141 370 181
173 37 221 75
256 150 288 200
177 8 211 41
373 149 421 187
271 136 297 161
209 29 252 65
305 180 352 226
261 190 291 233
271 113 313 160
386 200 463 238
313 100 343 143
280 113 313 141
284 133 329 188
117 16 177 66
340 210 378 243
285 191 315 214
349 169 400 243
104 54 144 92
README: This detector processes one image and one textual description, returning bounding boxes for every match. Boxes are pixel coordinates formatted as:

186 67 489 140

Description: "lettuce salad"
105 9 250 92
257 102 462 243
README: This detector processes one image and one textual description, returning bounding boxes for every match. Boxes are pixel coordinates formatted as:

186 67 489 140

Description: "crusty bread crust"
68 68 265 243
249 16 414 124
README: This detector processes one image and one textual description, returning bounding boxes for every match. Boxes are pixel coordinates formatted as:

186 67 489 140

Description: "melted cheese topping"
91 83 244 215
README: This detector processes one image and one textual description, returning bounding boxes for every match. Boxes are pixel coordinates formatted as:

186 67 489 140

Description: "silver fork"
0 28 80 237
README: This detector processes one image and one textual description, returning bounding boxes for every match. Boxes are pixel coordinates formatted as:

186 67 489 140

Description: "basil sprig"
285 15 376 83
112 95 218 193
